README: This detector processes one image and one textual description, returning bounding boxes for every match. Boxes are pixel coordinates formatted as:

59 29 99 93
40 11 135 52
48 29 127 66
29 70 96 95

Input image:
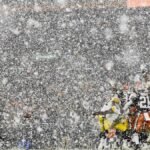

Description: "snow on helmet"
111 97 120 103
142 67 148 75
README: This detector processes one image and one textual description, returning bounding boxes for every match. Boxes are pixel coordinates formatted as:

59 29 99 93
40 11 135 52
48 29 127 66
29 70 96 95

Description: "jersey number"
139 95 150 109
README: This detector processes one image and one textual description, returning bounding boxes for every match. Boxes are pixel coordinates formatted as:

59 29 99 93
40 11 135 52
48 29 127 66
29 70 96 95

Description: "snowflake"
107 79 116 86
34 3 42 12
34 71 39 76
14 116 20 124
104 28 113 40
24 41 29 48
52 130 57 139
61 23 66 28
27 18 42 28
41 113 48 121
120 14 129 23
134 74 141 82
3 5 8 10
119 14 129 34
65 8 72 12
99 86 105 92
11 8 16 12
9 28 20 35
2 78 8 85
37 126 43 132
57 0 67 5
105 61 114 71
90 27 98 34
120 23 128 34
121 49 140 66
140 64 147 70
3 5 9 16
70 111 80 124
0 142 3 147
82 101 90 110
80 19 84 24
3 113 9 120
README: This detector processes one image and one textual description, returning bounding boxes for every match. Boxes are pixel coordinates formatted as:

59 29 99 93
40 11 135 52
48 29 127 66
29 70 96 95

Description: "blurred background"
0 0 150 149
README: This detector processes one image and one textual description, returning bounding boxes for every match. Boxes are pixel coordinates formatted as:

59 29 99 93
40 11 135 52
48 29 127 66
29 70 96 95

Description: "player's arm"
93 109 113 116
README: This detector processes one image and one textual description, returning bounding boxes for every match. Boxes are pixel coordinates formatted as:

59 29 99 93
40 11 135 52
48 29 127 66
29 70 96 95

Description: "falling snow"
0 0 150 150
105 61 114 71
27 18 42 28
119 14 129 34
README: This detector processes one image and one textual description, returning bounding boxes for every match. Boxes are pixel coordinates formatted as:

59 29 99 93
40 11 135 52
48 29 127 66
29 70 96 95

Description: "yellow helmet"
111 97 120 103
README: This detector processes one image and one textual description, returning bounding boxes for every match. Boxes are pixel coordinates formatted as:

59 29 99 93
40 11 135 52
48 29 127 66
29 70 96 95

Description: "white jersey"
138 92 150 109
